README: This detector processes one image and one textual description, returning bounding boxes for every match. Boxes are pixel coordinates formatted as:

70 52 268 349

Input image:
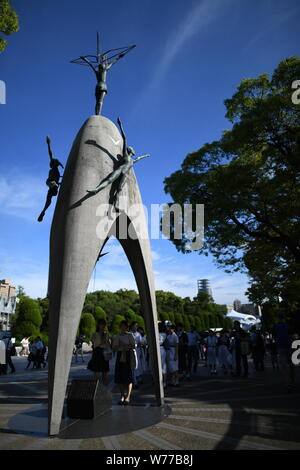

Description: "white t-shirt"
159 332 167 346
130 331 142 348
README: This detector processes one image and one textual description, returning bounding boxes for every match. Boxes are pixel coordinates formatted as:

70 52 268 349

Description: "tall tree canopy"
0 0 19 52
164 57 300 311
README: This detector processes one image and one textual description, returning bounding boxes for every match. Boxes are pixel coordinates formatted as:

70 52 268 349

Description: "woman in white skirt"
129 322 141 388
158 322 168 387
136 326 147 383
206 330 218 375
217 330 232 375
166 325 179 386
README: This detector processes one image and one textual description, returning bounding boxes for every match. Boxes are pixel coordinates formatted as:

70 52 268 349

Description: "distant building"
0 280 17 332
197 279 213 299
232 299 259 316
239 303 258 316
233 299 242 311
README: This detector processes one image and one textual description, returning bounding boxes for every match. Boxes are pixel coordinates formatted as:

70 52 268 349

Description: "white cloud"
154 0 223 84
0 172 45 221
133 0 228 115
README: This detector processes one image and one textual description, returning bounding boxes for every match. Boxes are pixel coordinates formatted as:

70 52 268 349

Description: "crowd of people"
84 312 298 404
0 336 47 374
87 319 148 405
1 312 298 401
159 315 298 391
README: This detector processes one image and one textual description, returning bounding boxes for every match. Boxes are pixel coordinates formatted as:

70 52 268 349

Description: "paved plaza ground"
0 353 299 450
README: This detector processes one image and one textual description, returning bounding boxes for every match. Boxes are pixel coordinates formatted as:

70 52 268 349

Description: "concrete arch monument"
47 115 164 436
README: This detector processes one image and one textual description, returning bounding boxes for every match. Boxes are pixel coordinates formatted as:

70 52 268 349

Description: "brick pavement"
0 353 299 450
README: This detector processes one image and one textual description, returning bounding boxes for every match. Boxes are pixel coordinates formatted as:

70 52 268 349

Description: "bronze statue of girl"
37 136 64 222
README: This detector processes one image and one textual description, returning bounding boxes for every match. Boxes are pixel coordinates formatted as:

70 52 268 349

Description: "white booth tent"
226 310 261 330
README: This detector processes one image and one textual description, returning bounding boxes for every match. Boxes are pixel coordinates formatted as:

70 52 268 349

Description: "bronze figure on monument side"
87 117 149 207
71 33 136 115
37 136 64 222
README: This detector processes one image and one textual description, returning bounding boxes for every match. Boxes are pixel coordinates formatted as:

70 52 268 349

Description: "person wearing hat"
166 325 179 386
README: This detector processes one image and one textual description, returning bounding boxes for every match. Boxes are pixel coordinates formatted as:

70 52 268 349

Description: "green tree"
194 316 202 332
174 313 183 325
182 314 191 332
261 302 279 331
125 308 137 325
224 318 233 330
37 297 49 331
12 296 42 340
110 314 126 335
164 57 300 314
79 313 96 339
168 312 175 325
135 314 145 331
93 306 107 323
0 0 19 52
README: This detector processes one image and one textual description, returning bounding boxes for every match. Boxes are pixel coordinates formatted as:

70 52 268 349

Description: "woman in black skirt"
112 320 137 405
87 319 111 385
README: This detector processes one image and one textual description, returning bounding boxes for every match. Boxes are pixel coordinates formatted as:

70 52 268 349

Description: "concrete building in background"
233 299 242 311
197 279 213 299
233 299 259 316
0 280 17 332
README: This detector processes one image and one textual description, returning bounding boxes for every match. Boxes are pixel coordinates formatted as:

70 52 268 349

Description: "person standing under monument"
2 335 16 374
158 322 168 388
217 330 232 375
176 323 189 380
112 320 137 405
136 326 148 383
232 321 250 378
206 330 218 375
186 326 200 379
74 334 85 363
34 337 46 369
21 337 30 356
166 325 179 387
87 319 111 385
129 321 142 388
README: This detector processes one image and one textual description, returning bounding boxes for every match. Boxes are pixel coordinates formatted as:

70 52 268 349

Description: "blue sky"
0 0 299 304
